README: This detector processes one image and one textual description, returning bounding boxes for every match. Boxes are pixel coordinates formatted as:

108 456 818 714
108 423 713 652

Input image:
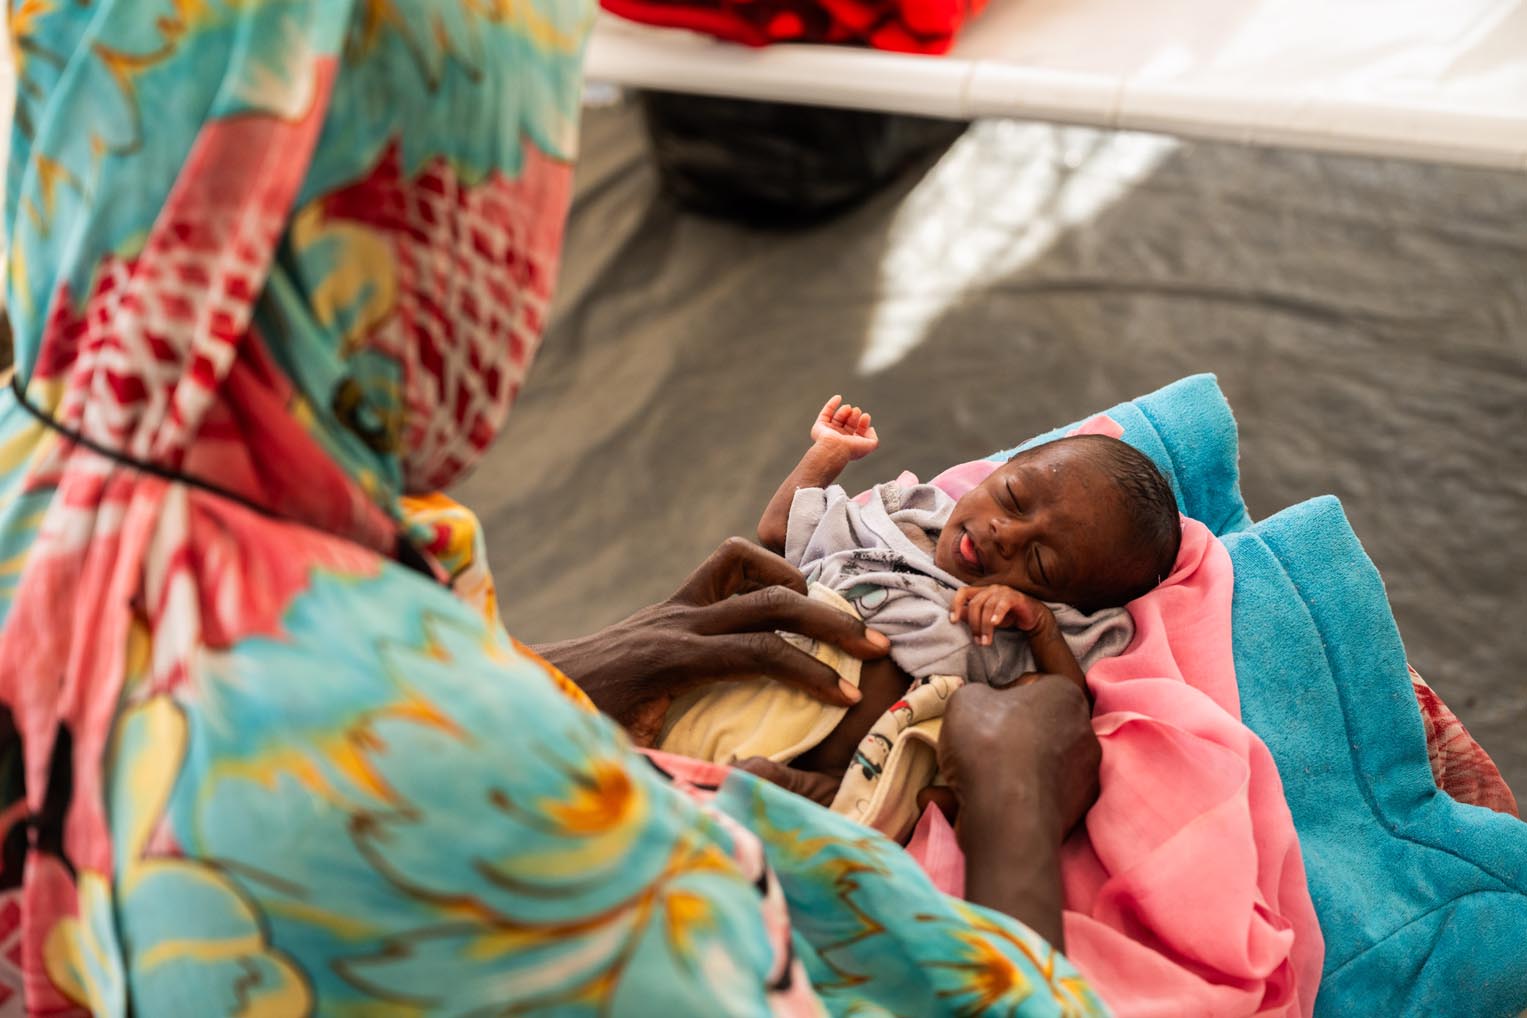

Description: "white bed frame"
587 0 1527 170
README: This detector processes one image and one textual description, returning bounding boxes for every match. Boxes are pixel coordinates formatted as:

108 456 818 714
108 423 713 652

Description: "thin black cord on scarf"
7 373 441 583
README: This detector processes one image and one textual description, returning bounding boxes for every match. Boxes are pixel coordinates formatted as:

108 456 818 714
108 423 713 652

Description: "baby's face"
933 442 1148 612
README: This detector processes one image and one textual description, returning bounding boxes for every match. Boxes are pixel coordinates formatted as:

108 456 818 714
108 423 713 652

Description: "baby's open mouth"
957 530 984 573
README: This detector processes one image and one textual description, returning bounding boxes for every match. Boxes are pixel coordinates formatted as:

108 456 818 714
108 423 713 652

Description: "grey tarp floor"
453 98 1527 793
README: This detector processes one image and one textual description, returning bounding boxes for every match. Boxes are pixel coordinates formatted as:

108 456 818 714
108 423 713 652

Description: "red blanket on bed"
600 0 987 54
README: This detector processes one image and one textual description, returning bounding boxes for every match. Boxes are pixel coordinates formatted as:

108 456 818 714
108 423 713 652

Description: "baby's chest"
895 521 938 557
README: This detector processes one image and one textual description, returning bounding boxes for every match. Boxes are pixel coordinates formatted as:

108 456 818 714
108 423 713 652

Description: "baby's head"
933 435 1181 613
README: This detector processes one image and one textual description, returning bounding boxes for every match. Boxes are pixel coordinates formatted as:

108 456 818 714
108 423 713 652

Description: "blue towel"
992 374 1527 1017
1229 497 1527 1016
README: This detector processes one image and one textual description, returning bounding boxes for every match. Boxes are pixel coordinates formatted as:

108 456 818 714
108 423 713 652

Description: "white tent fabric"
586 0 1527 169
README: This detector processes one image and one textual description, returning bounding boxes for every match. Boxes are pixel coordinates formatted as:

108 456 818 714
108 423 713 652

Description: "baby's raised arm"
757 395 879 552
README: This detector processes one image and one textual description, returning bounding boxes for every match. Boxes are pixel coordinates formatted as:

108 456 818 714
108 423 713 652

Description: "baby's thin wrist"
807 441 853 472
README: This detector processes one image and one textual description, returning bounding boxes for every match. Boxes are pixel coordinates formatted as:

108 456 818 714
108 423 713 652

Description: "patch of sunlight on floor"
858 121 1179 375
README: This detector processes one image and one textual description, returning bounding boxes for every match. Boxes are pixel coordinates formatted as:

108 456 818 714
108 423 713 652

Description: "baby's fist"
811 395 879 460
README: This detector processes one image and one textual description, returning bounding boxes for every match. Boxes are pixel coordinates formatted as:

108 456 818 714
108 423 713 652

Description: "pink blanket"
906 421 1324 1018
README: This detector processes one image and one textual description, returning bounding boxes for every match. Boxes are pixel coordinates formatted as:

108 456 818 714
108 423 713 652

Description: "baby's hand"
951 584 1049 647
810 395 879 461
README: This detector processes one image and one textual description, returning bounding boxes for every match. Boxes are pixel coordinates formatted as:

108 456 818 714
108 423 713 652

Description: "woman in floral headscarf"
0 2 1105 1014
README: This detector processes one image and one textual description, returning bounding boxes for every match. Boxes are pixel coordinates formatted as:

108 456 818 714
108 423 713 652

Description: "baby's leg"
792 657 914 776
738 658 914 809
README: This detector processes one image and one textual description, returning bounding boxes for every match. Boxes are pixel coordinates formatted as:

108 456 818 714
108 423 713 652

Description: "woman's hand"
922 609 1100 950
809 395 878 461
534 537 890 746
936 675 1100 843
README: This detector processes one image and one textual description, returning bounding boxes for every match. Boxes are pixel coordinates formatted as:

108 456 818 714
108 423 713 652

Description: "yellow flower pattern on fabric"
401 492 596 711
45 698 313 1016
1 1 1108 1014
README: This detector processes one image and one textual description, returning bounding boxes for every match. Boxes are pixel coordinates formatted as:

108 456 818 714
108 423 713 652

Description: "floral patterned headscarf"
6 2 586 543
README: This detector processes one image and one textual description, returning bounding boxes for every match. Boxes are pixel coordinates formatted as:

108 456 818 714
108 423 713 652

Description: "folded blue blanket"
995 375 1527 1017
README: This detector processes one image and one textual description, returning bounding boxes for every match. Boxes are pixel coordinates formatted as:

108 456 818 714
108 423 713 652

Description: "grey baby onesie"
784 481 1133 683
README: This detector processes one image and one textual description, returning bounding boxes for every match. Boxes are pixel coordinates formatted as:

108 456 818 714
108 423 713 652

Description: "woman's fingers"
694 585 890 662
672 537 808 605
819 395 843 423
662 537 895 708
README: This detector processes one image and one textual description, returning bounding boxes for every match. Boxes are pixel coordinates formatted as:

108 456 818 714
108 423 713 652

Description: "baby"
660 396 1181 829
